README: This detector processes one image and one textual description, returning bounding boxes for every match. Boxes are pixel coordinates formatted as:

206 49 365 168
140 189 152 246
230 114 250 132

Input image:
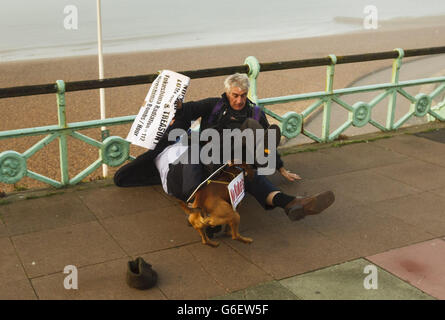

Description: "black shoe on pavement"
126 257 158 290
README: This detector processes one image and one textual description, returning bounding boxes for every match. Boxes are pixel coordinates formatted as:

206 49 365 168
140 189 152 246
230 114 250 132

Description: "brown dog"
179 164 254 247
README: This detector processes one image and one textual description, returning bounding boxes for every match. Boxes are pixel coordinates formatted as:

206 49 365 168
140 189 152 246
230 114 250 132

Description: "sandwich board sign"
228 171 245 210
186 164 246 210
126 70 190 150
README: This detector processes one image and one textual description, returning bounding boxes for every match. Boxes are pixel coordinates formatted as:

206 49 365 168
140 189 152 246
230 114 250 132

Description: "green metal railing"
1 46 445 187
252 49 445 141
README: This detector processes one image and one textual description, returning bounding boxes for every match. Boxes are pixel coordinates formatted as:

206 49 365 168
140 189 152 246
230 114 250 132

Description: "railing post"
244 56 261 104
386 48 404 130
322 54 337 142
56 80 69 185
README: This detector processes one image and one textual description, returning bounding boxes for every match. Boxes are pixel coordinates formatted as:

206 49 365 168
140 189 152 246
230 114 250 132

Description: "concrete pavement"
2 123 445 300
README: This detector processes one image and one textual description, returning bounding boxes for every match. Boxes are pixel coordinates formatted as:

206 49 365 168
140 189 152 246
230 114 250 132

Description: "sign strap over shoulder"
207 99 224 124
208 99 262 124
252 105 261 122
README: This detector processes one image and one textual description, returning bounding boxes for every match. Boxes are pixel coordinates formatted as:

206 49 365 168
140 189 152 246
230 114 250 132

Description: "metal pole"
96 0 108 177
56 80 69 185
322 54 337 142
386 48 404 130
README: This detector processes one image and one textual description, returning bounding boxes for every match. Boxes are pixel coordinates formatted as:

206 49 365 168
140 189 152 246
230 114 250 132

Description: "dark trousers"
114 118 281 209
113 150 161 187
167 163 279 209
115 155 279 209
244 170 280 210
166 163 205 202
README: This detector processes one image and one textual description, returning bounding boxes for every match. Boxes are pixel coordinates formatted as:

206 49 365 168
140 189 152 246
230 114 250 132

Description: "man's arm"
278 167 301 182
258 109 301 182
257 109 285 170
175 98 219 123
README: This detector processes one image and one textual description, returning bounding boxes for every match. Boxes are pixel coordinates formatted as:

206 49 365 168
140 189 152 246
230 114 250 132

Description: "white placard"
126 70 190 149
228 171 245 210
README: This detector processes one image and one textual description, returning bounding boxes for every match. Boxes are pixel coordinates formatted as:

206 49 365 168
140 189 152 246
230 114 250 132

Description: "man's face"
227 87 248 111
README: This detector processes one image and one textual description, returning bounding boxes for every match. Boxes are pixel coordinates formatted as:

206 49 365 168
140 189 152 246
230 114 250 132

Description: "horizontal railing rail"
1 46 445 188
1 45 445 99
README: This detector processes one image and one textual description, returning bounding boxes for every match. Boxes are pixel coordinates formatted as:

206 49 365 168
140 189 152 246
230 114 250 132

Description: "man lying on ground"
114 73 335 228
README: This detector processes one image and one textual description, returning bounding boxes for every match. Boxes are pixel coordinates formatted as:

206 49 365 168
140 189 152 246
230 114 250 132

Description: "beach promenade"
1 124 445 300
1 17 445 301
2 23 445 193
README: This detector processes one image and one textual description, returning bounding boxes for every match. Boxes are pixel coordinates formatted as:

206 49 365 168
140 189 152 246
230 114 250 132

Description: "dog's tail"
178 201 202 215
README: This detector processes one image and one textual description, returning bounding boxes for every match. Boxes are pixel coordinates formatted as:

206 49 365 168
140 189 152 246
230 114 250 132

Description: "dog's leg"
197 227 220 247
179 201 220 247
188 215 219 247
228 211 253 244
224 224 231 237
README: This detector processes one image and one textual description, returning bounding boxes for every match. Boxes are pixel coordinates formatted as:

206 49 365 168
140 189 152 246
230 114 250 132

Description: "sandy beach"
1 21 445 192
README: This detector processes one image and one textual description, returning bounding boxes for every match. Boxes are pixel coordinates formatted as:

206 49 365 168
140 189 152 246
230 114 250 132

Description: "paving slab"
279 175 362 212
320 141 412 170
372 134 445 167
0 237 37 299
414 128 445 144
367 239 445 300
185 242 273 293
370 159 445 191
279 258 434 300
280 141 411 180
11 221 127 278
312 169 422 205
0 279 37 300
31 258 165 300
141 246 227 300
0 237 29 284
223 222 358 280
430 186 445 198
0 217 8 238
100 206 198 255
77 185 175 220
0 192 96 236
368 192 445 238
236 195 293 233
212 281 299 300
300 205 434 257
277 148 360 180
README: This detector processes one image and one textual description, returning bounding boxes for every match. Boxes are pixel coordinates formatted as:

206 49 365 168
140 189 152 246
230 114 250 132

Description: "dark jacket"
177 93 284 169
176 93 269 131
114 94 284 188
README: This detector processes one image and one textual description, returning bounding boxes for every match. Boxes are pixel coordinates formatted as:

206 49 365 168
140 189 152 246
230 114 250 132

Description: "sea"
1 0 445 62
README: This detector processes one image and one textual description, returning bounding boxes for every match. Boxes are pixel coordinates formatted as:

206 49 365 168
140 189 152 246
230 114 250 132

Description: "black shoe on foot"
285 191 335 221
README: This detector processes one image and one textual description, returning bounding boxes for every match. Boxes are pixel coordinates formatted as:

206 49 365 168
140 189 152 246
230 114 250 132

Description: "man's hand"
279 167 301 182
175 99 183 109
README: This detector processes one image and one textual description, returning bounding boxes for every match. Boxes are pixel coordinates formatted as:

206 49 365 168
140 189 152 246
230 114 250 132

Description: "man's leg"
245 171 335 221
244 171 280 210
166 163 205 202
114 151 161 187
268 190 335 221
